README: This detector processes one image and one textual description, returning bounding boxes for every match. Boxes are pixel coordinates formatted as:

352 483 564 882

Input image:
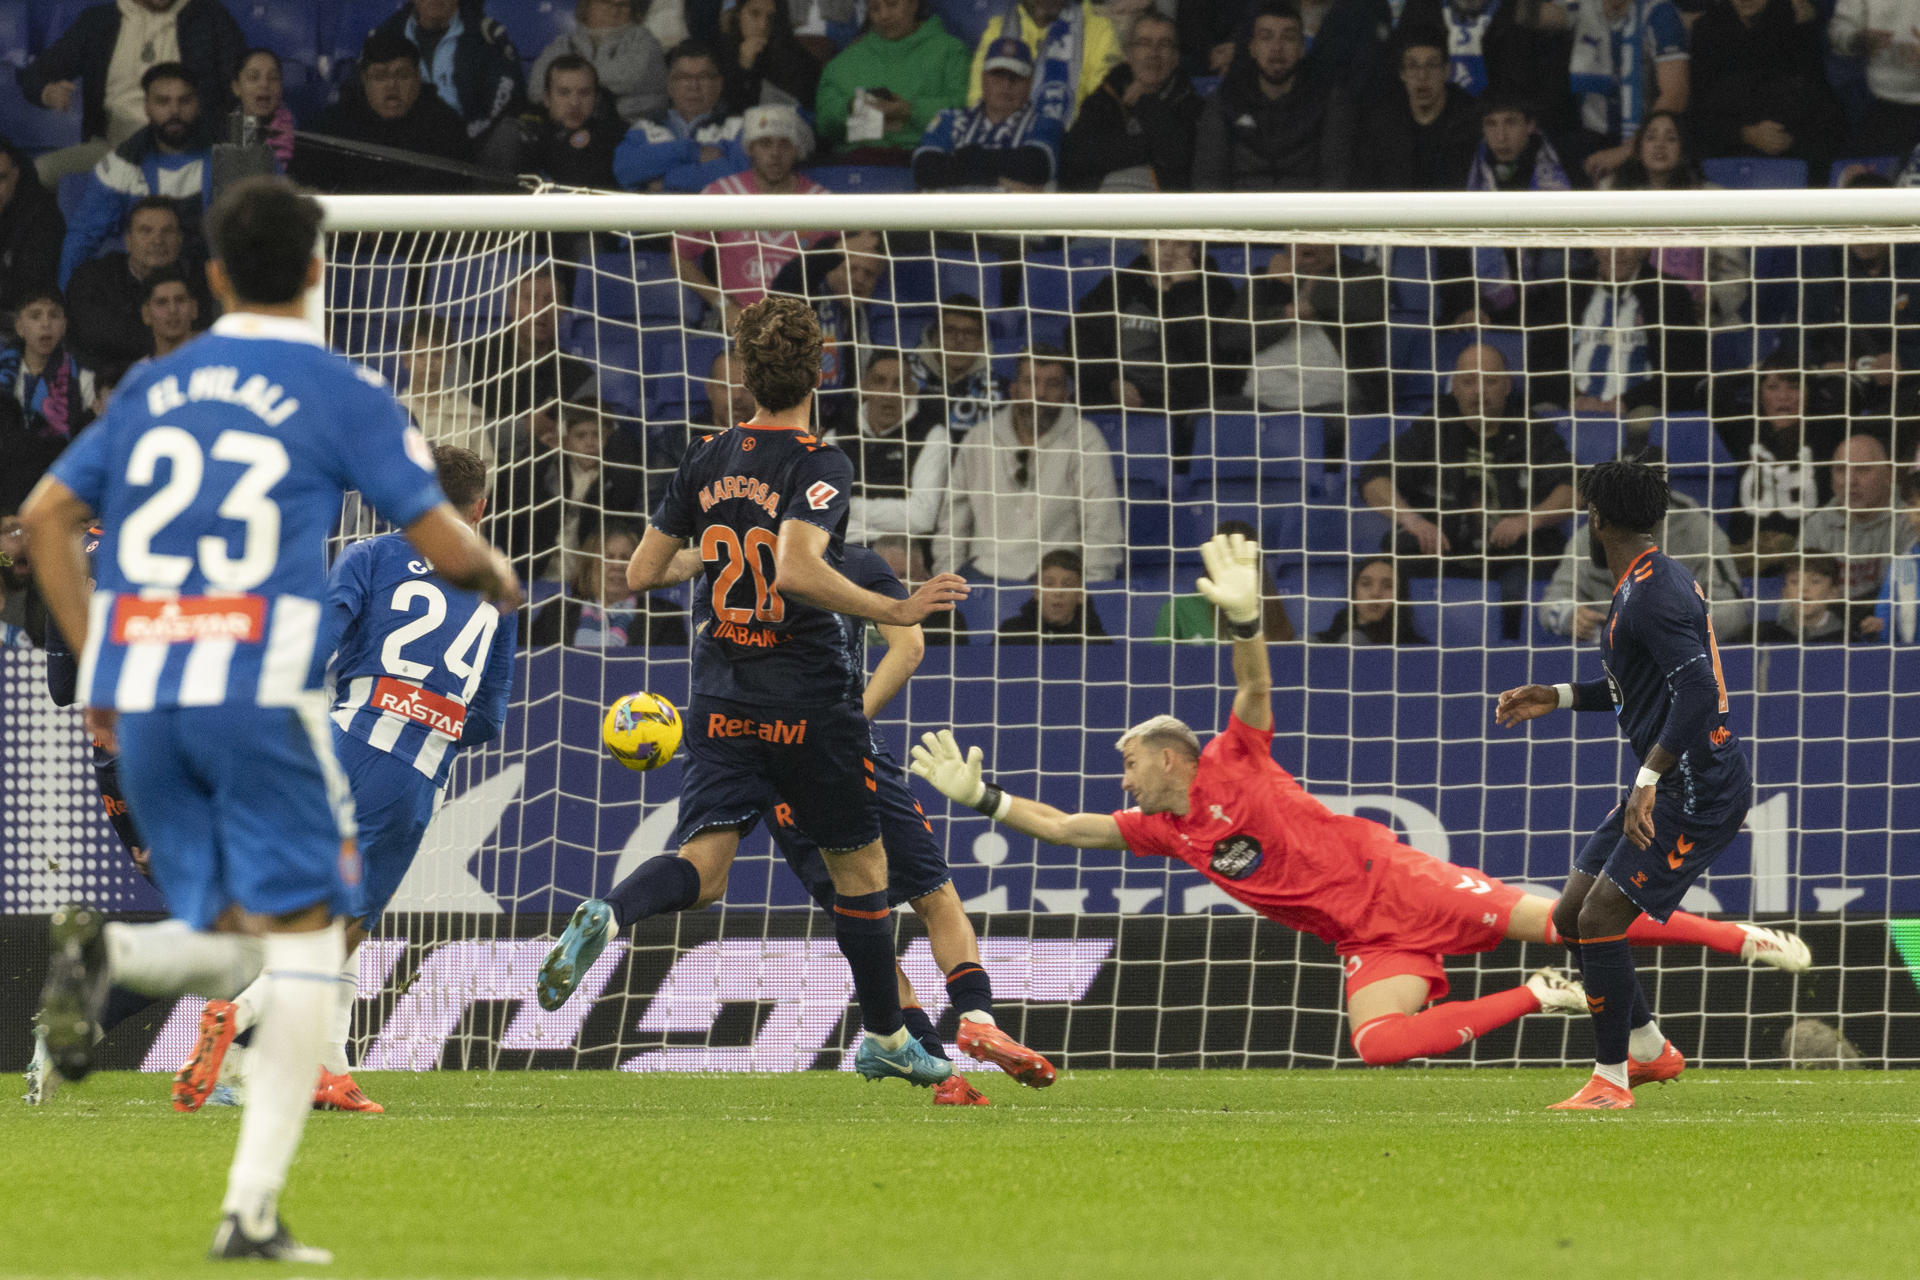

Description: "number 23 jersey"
326 532 518 786
651 422 863 708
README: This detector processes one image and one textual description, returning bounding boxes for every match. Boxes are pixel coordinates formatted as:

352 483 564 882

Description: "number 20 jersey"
651 422 863 708
325 533 519 787
48 314 445 712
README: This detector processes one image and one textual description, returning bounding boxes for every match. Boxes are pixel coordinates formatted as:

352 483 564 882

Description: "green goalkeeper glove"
1196 532 1262 639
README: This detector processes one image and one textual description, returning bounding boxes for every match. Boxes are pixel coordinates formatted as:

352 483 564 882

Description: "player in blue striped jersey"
180 445 518 1116
21 177 520 1263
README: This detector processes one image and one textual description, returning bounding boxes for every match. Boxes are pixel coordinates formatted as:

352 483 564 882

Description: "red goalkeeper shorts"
1336 846 1531 1004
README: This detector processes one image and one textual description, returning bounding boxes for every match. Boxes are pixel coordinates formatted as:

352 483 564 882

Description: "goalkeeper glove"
909 730 1009 820
1196 532 1263 640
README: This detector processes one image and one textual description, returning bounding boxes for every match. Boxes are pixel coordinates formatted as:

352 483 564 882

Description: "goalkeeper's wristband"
1224 615 1262 641
969 783 1012 822
1634 766 1662 791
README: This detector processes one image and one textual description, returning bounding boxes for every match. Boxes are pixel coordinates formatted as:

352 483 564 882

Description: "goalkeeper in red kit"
910 533 1809 1068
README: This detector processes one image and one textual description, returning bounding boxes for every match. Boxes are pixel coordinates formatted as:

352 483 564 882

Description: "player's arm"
402 506 522 609
461 611 519 746
909 730 1130 850
1194 532 1273 731
1622 604 1725 847
863 621 924 720
626 525 689 593
774 518 967 625
1494 677 1613 726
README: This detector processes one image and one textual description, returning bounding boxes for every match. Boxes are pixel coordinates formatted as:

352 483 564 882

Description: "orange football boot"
313 1070 384 1113
932 1074 991 1106
1628 1041 1685 1088
1548 1074 1635 1110
171 999 238 1113
955 1019 1056 1088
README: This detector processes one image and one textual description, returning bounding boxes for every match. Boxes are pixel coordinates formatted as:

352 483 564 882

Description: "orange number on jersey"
700 526 785 625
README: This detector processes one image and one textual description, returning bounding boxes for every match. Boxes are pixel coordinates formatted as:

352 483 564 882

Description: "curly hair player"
911 532 1808 1075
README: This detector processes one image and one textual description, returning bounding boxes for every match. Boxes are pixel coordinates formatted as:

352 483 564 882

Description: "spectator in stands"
475 270 597 432
1755 555 1850 642
913 37 1072 191
829 352 940 541
0 143 67 307
613 41 747 192
529 524 689 648
58 63 211 287
1354 26 1480 192
1861 470 1920 642
1191 3 1355 193
372 0 526 167
1713 351 1845 567
1072 237 1239 413
19 0 242 173
1530 245 1705 415
698 346 757 428
1155 518 1298 642
1061 11 1201 192
716 0 824 114
1804 185 1920 425
906 294 1006 440
294 31 475 194
1831 0 1920 155
814 0 970 159
64 196 211 379
1400 0 1572 117
968 1 1122 118
1314 556 1429 645
0 289 97 500
1551 0 1688 184
138 266 197 362
1540 487 1748 641
530 0 669 124
1802 434 1903 608
1239 241 1387 414
538 398 648 564
770 229 884 414
674 105 824 328
869 534 968 644
230 49 294 173
521 56 626 188
398 312 492 465
998 548 1112 643
1599 111 1748 326
1359 343 1573 635
941 346 1124 582
1459 95 1569 327
1689 0 1843 174
1468 93 1570 193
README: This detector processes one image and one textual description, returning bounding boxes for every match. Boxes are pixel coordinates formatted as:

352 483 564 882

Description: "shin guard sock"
901 1005 946 1058
1349 987 1539 1065
1625 911 1745 955
320 955 358 1075
223 922 343 1239
1626 977 1663 1061
945 961 994 1026
832 890 903 1037
604 856 701 929
1578 936 1636 1076
106 921 261 999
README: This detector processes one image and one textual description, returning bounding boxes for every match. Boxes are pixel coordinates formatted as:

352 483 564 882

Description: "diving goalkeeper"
908 534 1809 1072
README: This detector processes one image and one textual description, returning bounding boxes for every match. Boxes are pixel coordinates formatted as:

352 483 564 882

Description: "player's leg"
913 884 1056 1087
1552 869 1643 1109
1507 871 1808 971
1342 954 1582 1066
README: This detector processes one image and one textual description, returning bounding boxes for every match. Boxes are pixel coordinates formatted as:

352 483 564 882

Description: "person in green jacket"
814 0 970 156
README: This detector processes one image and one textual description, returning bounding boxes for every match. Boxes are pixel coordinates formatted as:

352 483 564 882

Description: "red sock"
1349 986 1540 1065
1625 911 1745 955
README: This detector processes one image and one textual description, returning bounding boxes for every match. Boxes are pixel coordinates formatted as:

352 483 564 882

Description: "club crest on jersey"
1209 834 1263 880
806 480 839 510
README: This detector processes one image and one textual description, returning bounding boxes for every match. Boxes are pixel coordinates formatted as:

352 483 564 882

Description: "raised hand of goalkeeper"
909 729 993 813
1196 531 1262 640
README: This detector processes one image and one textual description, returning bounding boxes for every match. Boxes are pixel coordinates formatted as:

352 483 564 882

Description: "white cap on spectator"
741 104 814 159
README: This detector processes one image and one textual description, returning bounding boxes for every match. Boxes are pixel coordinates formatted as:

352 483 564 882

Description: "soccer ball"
601 692 683 772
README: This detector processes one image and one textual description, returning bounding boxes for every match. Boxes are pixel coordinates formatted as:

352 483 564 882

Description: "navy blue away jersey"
1600 547 1750 823
651 422 863 707
838 542 908 663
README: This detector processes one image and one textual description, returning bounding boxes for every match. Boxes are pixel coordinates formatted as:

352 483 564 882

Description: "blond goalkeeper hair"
1115 715 1201 762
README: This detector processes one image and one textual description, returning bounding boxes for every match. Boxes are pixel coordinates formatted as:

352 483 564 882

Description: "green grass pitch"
3 1069 1913 1280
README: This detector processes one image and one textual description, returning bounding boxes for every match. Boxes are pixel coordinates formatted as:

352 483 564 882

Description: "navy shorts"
115 698 358 931
1575 787 1749 922
768 733 951 909
670 695 880 854
333 731 440 930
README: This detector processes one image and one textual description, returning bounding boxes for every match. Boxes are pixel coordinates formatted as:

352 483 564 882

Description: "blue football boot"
537 899 615 1011
854 1032 955 1087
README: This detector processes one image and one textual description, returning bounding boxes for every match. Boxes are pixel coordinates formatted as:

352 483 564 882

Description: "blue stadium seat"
935 250 1011 307
1020 250 1071 318
803 164 916 193
1566 413 1622 466
54 168 87 217
487 0 572 59
327 0 399 75
0 80 81 151
880 254 937 306
1828 156 1899 186
934 0 1003 47
1701 157 1809 190
229 1 321 67
426 253 538 322
0 3 33 67
1386 246 1438 318
34 0 87 54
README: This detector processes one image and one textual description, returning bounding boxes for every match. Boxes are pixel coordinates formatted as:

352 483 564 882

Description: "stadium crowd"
3 0 1920 649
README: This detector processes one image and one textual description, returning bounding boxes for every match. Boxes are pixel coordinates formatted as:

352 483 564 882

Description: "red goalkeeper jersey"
1111 713 1427 947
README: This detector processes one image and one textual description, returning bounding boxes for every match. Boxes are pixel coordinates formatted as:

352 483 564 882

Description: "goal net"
7 189 1917 1073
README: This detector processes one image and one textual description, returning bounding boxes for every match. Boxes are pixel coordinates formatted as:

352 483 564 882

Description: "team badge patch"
1210 835 1264 880
806 480 839 510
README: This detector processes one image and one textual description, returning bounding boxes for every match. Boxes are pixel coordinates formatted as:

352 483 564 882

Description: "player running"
21 176 520 1262
1495 459 1770 1111
909 532 1808 1071
173 444 519 1116
766 541 1054 1104
538 296 968 1087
